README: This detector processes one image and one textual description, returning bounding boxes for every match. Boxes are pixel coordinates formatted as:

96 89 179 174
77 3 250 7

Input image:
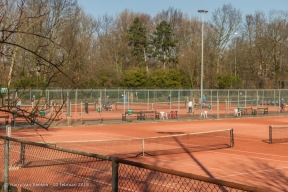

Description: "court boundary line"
142 148 288 181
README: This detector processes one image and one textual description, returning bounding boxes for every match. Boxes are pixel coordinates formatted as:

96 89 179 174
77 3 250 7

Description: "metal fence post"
217 91 219 119
279 90 281 112
20 143 26 167
4 137 9 192
147 90 149 110
66 92 70 118
178 90 180 119
111 158 119 192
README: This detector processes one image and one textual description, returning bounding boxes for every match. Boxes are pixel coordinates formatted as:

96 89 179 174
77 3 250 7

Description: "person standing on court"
280 98 285 113
202 95 206 108
122 95 126 106
85 100 89 114
188 100 193 113
31 95 35 109
167 94 171 104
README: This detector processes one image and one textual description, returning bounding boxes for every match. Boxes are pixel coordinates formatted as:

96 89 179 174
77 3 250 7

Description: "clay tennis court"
2 114 288 192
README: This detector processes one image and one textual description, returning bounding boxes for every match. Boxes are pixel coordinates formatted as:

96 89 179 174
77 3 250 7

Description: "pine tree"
127 17 148 71
149 21 178 69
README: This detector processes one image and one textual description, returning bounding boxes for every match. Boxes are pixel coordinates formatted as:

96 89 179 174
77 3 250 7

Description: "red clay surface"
1 115 288 191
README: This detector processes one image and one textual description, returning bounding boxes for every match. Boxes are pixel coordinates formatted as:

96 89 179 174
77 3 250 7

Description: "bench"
0 115 9 125
141 110 159 120
103 104 113 111
122 111 145 121
241 107 253 115
122 110 159 121
11 108 46 126
169 111 178 119
39 110 46 117
252 107 268 115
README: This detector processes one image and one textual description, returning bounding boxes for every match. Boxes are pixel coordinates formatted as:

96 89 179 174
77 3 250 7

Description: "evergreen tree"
149 21 178 69
127 17 148 70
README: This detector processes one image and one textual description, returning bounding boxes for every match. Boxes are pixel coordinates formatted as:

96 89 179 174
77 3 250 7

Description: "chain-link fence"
0 136 270 192
3 88 288 105
1 89 288 122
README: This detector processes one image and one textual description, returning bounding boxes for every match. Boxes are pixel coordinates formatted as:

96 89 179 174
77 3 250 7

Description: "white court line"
235 136 288 144
215 149 288 178
209 149 288 163
17 132 127 137
235 130 267 133
18 132 134 141
72 145 119 154
154 124 266 131
230 148 288 158
217 166 288 179
155 126 231 131
206 149 288 178
143 147 288 179
142 151 242 174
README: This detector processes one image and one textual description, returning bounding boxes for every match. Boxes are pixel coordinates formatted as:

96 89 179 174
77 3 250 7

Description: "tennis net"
269 125 288 143
52 129 234 158
15 129 233 168
12 142 105 168
69 102 97 111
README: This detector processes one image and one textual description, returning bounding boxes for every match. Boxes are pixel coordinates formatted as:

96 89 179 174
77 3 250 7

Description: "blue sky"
77 0 287 21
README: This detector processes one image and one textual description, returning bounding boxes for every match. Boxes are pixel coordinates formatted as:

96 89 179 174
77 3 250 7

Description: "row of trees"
1 0 288 90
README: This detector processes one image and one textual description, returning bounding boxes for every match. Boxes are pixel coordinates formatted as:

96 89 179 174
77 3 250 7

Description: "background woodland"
1 0 288 90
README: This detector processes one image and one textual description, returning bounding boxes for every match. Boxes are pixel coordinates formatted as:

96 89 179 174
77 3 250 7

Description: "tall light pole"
198 10 208 109
234 32 237 76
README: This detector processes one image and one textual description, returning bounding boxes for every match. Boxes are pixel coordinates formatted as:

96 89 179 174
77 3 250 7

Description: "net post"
142 139 145 156
269 125 272 144
230 129 234 147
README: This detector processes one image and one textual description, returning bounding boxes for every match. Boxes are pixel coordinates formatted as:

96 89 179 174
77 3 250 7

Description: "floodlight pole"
234 32 237 76
198 10 208 115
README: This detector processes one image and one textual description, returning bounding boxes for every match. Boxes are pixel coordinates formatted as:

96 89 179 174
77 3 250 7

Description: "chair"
201 111 208 118
107 104 113 111
159 112 168 119
174 111 178 118
234 109 241 117
169 111 175 119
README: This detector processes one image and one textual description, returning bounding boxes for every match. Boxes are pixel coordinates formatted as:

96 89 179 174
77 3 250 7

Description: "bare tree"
0 0 84 130
177 17 201 88
241 10 288 88
210 4 242 74
264 10 288 87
